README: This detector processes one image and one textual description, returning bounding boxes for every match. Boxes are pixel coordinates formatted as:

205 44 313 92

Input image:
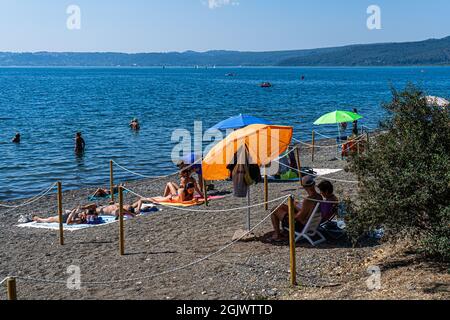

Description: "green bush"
346 85 450 261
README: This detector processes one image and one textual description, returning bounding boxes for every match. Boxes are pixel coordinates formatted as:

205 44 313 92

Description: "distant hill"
0 36 449 67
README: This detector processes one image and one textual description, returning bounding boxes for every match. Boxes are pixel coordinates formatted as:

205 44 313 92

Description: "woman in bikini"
163 169 203 199
153 182 197 204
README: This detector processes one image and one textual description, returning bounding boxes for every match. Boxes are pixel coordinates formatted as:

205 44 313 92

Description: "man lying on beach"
164 169 204 199
92 184 124 198
33 206 95 225
90 203 136 217
270 175 322 242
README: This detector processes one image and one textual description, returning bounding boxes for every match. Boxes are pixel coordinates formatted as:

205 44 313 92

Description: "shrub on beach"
346 85 450 262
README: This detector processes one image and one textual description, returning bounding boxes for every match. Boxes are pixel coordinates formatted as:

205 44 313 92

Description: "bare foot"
271 233 283 242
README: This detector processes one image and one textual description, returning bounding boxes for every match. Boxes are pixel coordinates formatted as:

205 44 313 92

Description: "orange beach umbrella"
202 124 293 181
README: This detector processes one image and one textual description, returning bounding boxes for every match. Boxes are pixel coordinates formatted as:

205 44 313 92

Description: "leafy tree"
346 85 450 261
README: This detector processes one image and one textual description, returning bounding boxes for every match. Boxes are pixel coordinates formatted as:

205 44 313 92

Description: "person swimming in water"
12 133 21 143
74 132 85 154
130 118 140 131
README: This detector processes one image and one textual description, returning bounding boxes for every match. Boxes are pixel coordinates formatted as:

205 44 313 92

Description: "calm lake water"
1 67 449 201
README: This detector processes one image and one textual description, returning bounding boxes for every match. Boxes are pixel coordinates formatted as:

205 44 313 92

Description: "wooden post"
57 181 64 246
264 168 269 211
366 131 370 154
202 177 208 207
119 186 125 256
6 277 17 300
311 131 316 162
288 195 297 286
294 145 302 185
110 160 115 202
357 137 360 156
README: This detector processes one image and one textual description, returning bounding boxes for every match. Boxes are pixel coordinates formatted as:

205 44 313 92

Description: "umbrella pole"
247 186 251 231
264 168 269 211
295 145 302 185
336 123 341 159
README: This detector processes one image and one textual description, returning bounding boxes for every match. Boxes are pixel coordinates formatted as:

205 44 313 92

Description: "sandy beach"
0 139 448 300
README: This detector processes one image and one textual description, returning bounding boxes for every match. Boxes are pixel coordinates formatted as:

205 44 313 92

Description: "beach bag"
280 170 299 180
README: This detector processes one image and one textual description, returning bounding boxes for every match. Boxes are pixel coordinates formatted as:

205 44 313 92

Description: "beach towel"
194 195 226 201
17 215 117 232
149 194 226 207
150 197 205 207
88 190 129 201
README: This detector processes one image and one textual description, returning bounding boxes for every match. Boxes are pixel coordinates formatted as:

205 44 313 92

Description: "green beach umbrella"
314 110 363 125
314 110 363 160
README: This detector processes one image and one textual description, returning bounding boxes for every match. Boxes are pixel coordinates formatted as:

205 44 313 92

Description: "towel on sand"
150 197 205 207
17 215 117 232
151 195 225 207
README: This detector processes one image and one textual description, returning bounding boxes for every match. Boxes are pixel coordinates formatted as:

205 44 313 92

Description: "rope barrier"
274 161 359 184
292 134 366 149
12 197 288 286
313 131 333 139
0 183 57 216
0 183 57 209
112 157 204 185
112 160 176 180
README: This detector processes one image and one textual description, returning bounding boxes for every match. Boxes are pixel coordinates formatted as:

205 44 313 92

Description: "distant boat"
225 73 236 77
260 82 272 88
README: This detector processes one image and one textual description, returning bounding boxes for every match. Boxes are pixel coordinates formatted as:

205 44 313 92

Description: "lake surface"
1 67 449 201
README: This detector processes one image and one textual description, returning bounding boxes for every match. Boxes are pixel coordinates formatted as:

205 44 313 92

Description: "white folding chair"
285 203 327 246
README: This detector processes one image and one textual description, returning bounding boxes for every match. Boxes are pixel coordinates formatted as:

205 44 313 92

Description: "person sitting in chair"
317 180 339 223
270 175 322 242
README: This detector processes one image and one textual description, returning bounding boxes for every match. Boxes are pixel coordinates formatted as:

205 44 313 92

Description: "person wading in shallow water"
74 132 85 154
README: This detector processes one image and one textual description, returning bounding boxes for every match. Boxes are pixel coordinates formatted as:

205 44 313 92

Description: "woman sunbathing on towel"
164 169 204 199
153 182 197 204
33 207 94 225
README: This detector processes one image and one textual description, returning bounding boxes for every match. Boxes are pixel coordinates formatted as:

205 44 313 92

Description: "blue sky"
0 0 449 52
